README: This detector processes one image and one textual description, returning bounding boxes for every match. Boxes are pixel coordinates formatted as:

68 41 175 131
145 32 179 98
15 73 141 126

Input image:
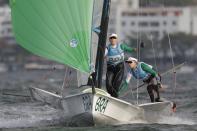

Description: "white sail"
77 0 104 87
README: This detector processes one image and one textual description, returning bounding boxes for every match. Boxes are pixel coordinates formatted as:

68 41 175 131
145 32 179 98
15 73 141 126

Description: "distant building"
112 6 197 40
109 0 139 34
0 5 15 44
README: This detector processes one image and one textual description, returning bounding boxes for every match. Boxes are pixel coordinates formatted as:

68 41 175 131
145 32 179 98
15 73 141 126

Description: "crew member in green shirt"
105 33 136 98
120 57 162 102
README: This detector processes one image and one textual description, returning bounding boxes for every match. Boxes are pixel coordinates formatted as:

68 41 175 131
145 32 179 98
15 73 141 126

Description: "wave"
0 103 63 128
157 115 196 125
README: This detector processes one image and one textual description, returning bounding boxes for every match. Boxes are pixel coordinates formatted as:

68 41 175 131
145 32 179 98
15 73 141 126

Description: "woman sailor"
105 33 136 97
120 57 162 102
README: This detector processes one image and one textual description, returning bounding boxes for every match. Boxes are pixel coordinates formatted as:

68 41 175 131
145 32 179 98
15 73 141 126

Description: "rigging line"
149 34 158 72
61 67 68 97
173 71 177 98
125 62 135 101
135 4 142 105
161 62 185 76
136 17 139 105
162 0 176 98
167 34 175 68
166 9 176 98
144 0 158 72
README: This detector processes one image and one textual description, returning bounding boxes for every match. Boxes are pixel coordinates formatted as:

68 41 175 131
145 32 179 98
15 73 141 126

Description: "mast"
95 0 111 89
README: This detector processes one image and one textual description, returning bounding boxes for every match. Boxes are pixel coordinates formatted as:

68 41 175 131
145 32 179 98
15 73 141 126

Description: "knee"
153 85 159 91
147 85 153 93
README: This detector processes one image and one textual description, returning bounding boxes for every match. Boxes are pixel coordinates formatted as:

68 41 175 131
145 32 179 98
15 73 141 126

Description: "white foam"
0 104 63 128
0 118 43 128
157 115 196 125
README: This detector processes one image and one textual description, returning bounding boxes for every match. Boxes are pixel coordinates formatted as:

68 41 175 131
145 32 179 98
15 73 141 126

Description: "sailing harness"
106 44 124 65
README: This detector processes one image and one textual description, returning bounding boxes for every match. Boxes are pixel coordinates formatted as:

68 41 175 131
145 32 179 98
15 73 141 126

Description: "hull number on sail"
82 95 91 111
95 97 109 113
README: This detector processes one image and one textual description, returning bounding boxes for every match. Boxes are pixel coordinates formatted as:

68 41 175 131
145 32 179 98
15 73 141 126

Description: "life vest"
107 44 124 65
129 62 151 80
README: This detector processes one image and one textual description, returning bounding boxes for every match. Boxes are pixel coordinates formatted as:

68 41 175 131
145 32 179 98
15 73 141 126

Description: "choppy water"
0 69 197 131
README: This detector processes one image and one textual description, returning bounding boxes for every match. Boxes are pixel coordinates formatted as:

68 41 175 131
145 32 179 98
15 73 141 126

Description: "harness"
107 44 124 65
130 62 150 80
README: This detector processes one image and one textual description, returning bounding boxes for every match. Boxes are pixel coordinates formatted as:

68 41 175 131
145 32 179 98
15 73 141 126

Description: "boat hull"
61 88 144 126
29 87 62 109
29 87 174 126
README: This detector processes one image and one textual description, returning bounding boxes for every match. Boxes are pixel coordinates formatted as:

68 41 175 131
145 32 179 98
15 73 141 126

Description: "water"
0 69 197 131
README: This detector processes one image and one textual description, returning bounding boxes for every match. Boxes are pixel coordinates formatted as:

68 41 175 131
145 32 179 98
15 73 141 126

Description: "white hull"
29 87 173 126
29 87 62 109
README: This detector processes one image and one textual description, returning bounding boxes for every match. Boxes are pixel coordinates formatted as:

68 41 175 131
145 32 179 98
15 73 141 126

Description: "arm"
125 72 132 84
104 48 108 57
119 72 132 94
120 44 136 53
141 63 157 77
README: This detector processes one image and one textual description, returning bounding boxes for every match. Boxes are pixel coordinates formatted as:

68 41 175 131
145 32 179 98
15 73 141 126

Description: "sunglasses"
110 37 117 39
126 61 133 64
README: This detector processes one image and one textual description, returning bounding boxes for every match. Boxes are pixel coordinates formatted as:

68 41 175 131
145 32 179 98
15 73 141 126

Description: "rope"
136 4 142 105
143 0 158 72
162 0 177 99
41 66 56 80
149 34 158 72
60 68 67 97
168 33 177 98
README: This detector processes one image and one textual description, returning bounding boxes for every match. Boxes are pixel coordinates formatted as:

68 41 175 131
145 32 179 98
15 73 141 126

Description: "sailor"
120 57 162 102
105 33 136 98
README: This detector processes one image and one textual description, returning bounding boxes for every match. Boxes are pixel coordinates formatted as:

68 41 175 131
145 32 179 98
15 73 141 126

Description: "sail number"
95 97 109 113
82 95 91 112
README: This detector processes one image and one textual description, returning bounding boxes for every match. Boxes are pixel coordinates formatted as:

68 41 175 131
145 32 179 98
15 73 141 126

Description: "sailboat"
10 0 174 126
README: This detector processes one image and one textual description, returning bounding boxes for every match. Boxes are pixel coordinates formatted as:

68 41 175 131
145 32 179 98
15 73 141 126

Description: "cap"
125 57 138 63
109 33 118 38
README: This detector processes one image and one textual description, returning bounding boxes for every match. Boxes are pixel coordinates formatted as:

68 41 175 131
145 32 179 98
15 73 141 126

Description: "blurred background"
0 0 197 129
0 0 196 73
